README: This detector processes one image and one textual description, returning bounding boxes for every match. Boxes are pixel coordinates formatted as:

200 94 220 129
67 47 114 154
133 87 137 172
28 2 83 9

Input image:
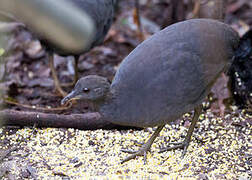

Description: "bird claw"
121 125 165 164
121 148 149 164
159 141 189 158
120 139 145 154
120 140 145 154
121 149 137 154
121 144 151 164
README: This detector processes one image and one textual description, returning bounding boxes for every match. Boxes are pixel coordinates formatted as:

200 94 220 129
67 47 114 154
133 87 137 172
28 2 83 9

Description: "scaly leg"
121 125 165 164
159 105 203 157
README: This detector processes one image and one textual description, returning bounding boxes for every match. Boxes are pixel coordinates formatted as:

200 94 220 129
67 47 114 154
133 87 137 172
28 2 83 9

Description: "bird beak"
61 90 81 105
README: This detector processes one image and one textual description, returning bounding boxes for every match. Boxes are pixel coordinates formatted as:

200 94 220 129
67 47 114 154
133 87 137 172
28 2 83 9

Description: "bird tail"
228 29 252 108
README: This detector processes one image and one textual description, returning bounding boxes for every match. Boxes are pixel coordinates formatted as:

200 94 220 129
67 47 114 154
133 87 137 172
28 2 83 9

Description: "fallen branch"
0 110 121 130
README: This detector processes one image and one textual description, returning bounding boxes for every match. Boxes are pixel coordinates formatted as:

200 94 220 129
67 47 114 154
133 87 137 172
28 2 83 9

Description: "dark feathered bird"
43 0 116 55
228 30 252 109
0 0 117 96
47 0 117 96
61 19 244 163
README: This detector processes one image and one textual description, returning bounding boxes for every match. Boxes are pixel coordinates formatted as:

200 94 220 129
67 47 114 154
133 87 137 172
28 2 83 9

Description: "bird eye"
83 87 90 93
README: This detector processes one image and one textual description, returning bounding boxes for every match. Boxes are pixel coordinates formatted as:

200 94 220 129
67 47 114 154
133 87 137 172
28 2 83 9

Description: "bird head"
61 75 110 105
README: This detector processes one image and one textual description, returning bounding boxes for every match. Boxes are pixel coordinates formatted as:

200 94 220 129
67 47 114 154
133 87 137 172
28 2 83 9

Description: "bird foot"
159 140 190 158
121 143 151 164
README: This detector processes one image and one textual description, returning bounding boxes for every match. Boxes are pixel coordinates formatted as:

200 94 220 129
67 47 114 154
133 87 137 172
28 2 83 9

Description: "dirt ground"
0 0 251 179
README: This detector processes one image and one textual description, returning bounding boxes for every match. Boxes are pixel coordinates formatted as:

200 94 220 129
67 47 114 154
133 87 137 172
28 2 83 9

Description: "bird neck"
91 98 105 112
90 88 112 111
92 88 114 111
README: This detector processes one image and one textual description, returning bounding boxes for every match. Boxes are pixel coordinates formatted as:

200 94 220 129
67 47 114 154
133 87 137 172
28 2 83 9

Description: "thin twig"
3 98 72 111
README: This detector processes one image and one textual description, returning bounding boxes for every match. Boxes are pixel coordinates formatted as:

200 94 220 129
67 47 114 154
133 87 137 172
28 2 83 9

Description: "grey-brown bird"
61 19 246 163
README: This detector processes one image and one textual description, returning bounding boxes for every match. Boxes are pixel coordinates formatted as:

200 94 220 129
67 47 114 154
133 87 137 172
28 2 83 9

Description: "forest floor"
0 0 251 179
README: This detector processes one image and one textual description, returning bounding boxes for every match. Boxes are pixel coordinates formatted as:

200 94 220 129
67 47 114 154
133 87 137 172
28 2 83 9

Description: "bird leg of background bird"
48 52 67 97
159 105 203 157
121 125 165 164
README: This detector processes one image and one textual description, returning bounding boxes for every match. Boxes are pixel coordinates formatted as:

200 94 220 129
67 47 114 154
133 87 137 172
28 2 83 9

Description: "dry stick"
0 109 120 130
133 0 144 41
0 10 20 22
3 98 72 111
191 0 201 18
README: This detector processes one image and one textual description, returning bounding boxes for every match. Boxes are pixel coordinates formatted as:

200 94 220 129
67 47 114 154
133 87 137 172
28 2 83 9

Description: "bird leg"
121 125 165 164
48 53 67 97
159 105 203 157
